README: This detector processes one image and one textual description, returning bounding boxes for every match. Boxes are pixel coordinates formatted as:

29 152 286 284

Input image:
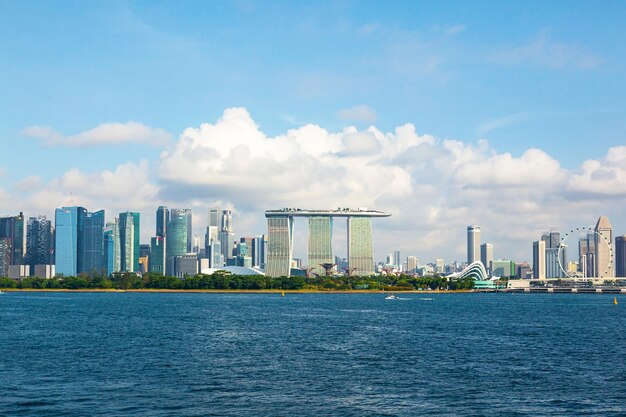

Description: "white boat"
385 294 398 300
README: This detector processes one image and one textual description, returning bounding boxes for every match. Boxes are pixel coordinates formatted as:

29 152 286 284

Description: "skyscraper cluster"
0 205 268 279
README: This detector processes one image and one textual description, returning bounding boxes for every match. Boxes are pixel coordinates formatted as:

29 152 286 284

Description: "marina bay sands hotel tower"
265 208 391 277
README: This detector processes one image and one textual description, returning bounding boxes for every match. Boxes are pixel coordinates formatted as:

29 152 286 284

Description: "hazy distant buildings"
435 258 444 274
467 225 480 265
542 231 564 278
595 216 614 278
407 256 417 274
492 259 515 278
616 236 626 278
480 243 493 273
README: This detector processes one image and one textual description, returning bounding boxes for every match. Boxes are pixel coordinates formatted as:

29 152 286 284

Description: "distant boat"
385 294 398 300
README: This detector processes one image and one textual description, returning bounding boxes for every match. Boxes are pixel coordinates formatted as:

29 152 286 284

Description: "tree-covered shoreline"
0 272 474 291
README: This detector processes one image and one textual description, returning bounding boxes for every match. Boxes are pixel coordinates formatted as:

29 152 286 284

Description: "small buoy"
282 291 285 297
614 297 618 305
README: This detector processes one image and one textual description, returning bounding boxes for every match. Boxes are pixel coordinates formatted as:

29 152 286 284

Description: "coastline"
0 288 474 294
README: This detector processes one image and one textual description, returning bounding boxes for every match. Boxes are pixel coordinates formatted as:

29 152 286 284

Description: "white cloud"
8 108 626 264
23 121 172 147
336 105 378 124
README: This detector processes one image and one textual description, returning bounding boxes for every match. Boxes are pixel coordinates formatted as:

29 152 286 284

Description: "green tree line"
0 272 475 291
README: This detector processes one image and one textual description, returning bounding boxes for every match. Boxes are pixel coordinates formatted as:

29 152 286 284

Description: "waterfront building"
54 206 86 277
0 213 25 266
174 254 198 277
149 236 166 274
207 239 223 268
265 208 389 277
616 236 626 277
103 220 121 276
33 264 55 279
218 209 234 262
579 232 596 277
166 209 191 275
492 259 515 278
594 216 614 278
308 217 333 275
25 216 54 275
480 243 493 273
532 240 546 279
119 212 140 272
467 225 480 265
516 262 531 279
81 210 105 275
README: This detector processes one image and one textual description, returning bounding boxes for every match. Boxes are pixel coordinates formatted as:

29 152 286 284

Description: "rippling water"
1 292 624 416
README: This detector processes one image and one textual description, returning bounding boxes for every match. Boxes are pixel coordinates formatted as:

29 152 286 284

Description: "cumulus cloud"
22 121 172 147
337 105 377 124
7 108 626 263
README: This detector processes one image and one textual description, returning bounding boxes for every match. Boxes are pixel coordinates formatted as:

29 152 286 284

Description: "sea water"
1 292 624 416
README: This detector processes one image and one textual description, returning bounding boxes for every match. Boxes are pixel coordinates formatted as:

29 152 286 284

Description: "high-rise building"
467 225 480 265
25 216 54 275
594 216 614 278
393 251 401 270
221 209 233 232
435 258 444 274
480 243 493 273
149 236 166 275
0 213 25 266
542 231 563 277
55 206 86 277
156 206 169 238
166 209 191 275
81 210 105 275
251 235 266 269
533 240 546 279
174 254 198 277
615 236 626 278
266 216 294 277
545 247 565 278
119 212 140 272
348 217 373 276
406 256 417 274
0 238 11 277
103 220 121 276
308 217 333 275
207 239 223 268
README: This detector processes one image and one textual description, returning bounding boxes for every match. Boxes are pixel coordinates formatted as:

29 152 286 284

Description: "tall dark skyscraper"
81 210 105 274
25 216 54 274
615 236 626 278
166 209 191 275
0 212 25 266
156 206 169 238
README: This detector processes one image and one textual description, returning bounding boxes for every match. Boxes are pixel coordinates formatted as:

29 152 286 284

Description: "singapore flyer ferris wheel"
557 227 613 278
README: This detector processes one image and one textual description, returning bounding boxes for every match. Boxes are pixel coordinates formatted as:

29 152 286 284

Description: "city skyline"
1 2 626 263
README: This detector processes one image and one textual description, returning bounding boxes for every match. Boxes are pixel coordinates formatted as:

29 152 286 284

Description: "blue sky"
1 1 626 263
